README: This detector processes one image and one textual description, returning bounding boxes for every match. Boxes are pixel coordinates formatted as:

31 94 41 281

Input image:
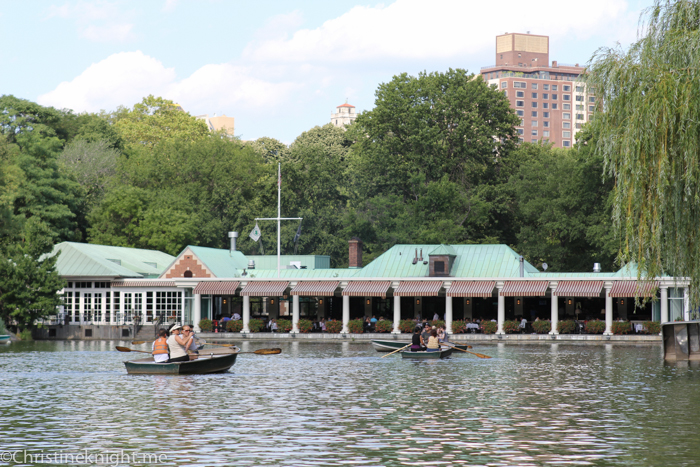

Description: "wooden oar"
236 348 281 355
381 343 411 358
116 346 152 354
202 342 237 348
131 341 146 345
442 342 492 359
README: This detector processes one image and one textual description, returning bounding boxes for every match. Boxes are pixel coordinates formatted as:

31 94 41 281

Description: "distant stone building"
196 114 235 136
331 102 357 128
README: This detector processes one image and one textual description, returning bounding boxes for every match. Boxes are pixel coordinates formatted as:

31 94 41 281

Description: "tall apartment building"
480 33 595 148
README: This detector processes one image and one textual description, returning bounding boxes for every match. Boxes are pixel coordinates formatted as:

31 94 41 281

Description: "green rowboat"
372 339 469 352
400 346 453 359
124 350 237 375
0 335 10 344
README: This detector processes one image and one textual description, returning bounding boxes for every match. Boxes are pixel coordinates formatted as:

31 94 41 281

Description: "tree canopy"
585 0 700 304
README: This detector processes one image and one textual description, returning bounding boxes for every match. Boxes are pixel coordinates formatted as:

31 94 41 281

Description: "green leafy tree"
246 137 290 163
0 218 64 331
585 0 700 304
0 95 64 144
113 95 209 148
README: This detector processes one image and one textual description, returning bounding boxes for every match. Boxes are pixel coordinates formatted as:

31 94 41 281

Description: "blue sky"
1 0 651 143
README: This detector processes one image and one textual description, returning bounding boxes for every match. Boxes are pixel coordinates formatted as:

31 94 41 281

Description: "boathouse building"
40 237 690 339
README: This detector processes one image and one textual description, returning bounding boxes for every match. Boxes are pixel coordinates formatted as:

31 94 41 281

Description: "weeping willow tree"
585 0 700 308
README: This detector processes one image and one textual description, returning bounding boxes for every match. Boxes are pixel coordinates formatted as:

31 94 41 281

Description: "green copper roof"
246 255 331 270
51 242 175 278
354 244 540 278
429 244 457 256
242 268 357 279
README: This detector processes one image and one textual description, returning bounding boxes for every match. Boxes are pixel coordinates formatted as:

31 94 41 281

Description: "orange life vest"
152 337 169 355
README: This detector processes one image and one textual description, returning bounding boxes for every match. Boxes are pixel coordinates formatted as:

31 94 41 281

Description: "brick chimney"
348 237 363 268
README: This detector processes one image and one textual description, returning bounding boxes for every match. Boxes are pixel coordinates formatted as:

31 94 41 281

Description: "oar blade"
253 348 282 355
131 341 146 345
116 346 132 352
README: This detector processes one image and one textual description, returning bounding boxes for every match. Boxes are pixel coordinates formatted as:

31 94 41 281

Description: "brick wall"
164 254 211 278
349 238 363 268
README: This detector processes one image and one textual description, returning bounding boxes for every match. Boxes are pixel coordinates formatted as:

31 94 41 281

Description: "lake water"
1 340 700 466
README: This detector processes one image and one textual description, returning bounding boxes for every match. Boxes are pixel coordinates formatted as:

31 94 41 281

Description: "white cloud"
162 0 177 13
45 1 136 42
243 0 634 64
37 51 299 116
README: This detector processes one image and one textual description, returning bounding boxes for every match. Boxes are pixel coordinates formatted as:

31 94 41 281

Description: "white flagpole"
278 163 281 278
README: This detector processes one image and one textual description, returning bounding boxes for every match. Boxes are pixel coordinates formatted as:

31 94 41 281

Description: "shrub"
585 320 605 334
452 320 466 333
375 320 393 333
532 320 551 334
503 320 520 334
298 319 313 333
198 319 213 332
277 319 293 333
348 319 364 333
644 321 661 334
226 320 243 332
326 320 342 333
611 321 631 335
248 319 264 333
399 320 417 333
482 321 497 334
557 320 576 334
18 329 32 341
430 320 445 329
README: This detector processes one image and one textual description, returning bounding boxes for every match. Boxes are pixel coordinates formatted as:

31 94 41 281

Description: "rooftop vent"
593 263 601 273
248 260 255 269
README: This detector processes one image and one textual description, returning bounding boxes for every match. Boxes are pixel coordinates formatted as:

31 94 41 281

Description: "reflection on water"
1 341 700 466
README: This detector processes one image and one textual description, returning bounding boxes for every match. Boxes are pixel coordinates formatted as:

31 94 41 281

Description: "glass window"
589 105 595 112
552 94 558 100
514 81 527 88
589 96 596 103
532 120 538 127
563 85 571 91
576 86 584 92
543 84 550 90
531 139 538 143
531 130 538 136
576 123 583 129
531 111 538 117
520 119 525 126
552 103 558 110
563 122 571 129
516 91 524 98
542 93 549 99
576 104 584 110
531 83 538 89
532 93 538 99
563 140 571 147
552 85 558 91
563 113 571 119
519 137 524 143
575 95 584 101
516 101 524 107
517 128 524 135
516 110 524 116
543 121 549 128
576 114 584 120
503 91 507 97
563 94 571 101
501 82 508 88
543 112 550 118
531 102 538 108
543 130 550 137
563 103 571 110
563 131 571 138
543 102 549 109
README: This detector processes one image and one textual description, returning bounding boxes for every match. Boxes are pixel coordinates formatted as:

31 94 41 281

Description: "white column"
392 295 401 334
660 286 668 324
496 284 505 335
193 294 202 332
550 282 559 335
291 295 300 333
79 293 85 324
342 295 350 333
684 287 690 321
242 295 250 333
101 293 107 324
604 285 613 335
445 295 453 334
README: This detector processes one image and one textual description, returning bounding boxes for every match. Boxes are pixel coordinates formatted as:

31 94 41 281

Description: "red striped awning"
394 281 443 297
111 281 175 287
500 281 550 297
240 281 289 297
291 281 339 296
608 281 659 298
193 281 240 295
553 281 603 297
342 281 391 297
447 281 495 298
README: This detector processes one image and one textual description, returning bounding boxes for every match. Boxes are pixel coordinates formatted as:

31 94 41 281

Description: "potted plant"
503 320 520 334
430 320 445 329
482 321 497 334
348 319 364 333
277 319 293 332
643 321 661 334
557 320 576 334
226 320 243 332
248 318 264 333
451 320 466 333
298 319 313 333
585 320 605 334
399 320 416 333
374 320 393 333
326 320 342 333
198 319 213 332
611 321 631 335
532 319 551 334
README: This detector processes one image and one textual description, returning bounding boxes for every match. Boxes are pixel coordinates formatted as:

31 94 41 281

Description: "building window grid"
563 140 571 147
516 91 524 98
156 291 183 321
532 120 538 127
84 293 92 323
94 293 102 323
532 92 538 99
